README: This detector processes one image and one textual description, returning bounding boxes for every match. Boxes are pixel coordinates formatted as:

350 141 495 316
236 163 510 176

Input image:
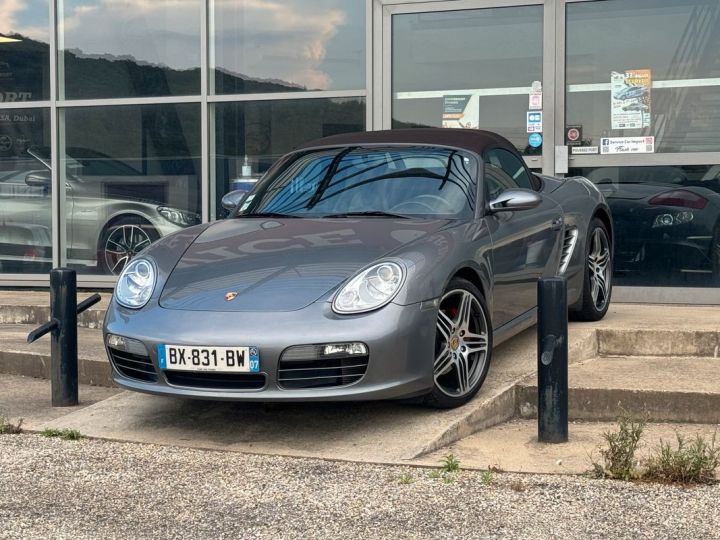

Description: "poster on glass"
611 69 651 130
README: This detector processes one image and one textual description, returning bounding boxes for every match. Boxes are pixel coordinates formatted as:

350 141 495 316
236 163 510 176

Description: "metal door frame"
372 0 720 303
373 0 555 175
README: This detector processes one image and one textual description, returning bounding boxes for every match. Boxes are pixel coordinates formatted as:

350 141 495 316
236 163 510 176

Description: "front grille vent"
164 371 266 390
558 227 579 275
109 349 157 382
278 345 369 389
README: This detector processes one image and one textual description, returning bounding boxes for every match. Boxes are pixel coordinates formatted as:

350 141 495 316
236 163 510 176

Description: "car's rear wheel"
98 216 158 275
425 278 492 409
571 218 612 321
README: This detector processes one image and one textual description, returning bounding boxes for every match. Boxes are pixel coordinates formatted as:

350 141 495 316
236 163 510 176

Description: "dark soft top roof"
296 128 517 157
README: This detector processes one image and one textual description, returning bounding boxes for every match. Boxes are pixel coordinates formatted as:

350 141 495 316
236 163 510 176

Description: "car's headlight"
115 258 156 309
158 206 199 227
332 262 405 314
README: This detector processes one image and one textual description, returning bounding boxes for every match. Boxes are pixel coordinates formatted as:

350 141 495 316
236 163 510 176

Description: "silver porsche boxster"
104 129 612 408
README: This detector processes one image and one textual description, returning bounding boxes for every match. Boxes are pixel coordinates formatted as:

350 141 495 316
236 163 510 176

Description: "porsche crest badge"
224 291 238 302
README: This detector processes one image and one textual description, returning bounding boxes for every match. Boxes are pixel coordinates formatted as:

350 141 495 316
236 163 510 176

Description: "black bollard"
50 268 79 407
537 277 568 443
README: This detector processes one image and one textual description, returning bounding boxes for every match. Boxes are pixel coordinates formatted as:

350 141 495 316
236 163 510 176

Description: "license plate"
158 344 260 373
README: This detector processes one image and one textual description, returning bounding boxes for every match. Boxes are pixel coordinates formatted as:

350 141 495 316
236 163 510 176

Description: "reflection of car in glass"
587 166 720 284
0 222 51 273
0 147 200 275
104 129 612 409
614 85 647 101
621 101 649 112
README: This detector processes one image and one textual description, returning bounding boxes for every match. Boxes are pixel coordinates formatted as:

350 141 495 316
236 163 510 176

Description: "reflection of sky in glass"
212 0 366 91
0 0 49 42
567 0 720 82
58 0 201 70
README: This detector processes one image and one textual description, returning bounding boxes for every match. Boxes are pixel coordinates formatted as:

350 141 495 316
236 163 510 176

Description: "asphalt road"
1 434 719 539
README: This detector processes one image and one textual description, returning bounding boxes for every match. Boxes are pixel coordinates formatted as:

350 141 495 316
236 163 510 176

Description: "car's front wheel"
425 278 492 409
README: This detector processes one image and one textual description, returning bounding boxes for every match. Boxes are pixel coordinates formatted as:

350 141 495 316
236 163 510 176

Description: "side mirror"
25 170 51 188
221 189 249 212
488 189 542 212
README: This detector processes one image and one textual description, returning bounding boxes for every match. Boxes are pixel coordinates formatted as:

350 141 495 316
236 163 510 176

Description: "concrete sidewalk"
0 301 718 471
1 373 718 478
421 418 720 474
1 326 549 464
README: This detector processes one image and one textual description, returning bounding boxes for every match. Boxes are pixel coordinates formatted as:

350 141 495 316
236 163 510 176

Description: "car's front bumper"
103 298 438 401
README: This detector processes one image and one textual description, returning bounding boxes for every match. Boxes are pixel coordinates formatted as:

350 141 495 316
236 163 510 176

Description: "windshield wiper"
240 212 300 218
322 211 411 219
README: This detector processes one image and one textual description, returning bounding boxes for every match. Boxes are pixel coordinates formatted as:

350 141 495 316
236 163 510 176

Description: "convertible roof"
296 128 517 156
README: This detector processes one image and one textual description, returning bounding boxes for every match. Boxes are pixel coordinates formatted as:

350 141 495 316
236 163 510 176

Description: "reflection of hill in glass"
61 49 200 99
214 68 308 95
0 33 317 100
62 48 308 99
0 34 50 101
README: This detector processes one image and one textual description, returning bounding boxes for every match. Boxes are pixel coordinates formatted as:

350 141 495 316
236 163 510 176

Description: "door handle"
551 216 564 230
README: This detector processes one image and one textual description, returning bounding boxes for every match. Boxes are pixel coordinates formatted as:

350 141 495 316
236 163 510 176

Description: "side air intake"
558 227 578 275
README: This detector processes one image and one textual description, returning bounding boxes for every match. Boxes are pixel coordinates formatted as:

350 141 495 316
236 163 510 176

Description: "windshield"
237 146 478 219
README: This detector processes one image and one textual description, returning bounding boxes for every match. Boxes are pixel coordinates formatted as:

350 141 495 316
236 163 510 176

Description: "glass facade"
211 0 366 94
213 97 366 218
0 0 718 301
571 165 720 287
391 6 544 155
0 108 52 274
61 104 201 274
0 0 367 281
0 0 50 102
566 0 720 153
58 0 203 99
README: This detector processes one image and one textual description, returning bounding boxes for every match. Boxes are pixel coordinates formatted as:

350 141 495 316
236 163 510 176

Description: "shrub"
591 413 645 480
441 454 460 474
41 428 82 441
645 433 719 485
0 416 23 435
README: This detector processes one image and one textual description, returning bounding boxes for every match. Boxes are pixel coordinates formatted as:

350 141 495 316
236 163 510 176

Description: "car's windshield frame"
234 143 482 220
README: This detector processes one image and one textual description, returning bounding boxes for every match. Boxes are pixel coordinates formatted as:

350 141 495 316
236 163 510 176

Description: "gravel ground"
1 434 719 540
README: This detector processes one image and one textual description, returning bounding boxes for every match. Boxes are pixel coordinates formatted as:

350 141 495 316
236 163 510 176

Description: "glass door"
377 0 551 173
560 0 720 301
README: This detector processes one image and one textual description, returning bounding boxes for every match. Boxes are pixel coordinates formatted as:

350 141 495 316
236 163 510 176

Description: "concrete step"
517 356 720 424
0 324 111 386
0 291 108 329
597 329 720 358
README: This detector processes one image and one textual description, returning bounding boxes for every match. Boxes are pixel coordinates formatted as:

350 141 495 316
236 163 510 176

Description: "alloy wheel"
588 227 611 311
434 289 489 398
103 224 152 275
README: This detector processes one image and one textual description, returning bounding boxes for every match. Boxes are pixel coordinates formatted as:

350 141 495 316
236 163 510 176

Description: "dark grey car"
104 129 612 408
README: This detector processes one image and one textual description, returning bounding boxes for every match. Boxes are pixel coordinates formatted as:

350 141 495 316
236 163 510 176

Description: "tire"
424 277 493 409
571 218 612 321
98 215 159 275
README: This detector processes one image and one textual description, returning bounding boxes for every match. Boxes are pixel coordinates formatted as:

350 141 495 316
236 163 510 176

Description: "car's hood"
159 217 452 312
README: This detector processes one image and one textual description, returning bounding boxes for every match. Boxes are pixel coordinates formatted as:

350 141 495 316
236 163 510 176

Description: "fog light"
106 334 148 356
107 334 126 349
322 343 368 356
